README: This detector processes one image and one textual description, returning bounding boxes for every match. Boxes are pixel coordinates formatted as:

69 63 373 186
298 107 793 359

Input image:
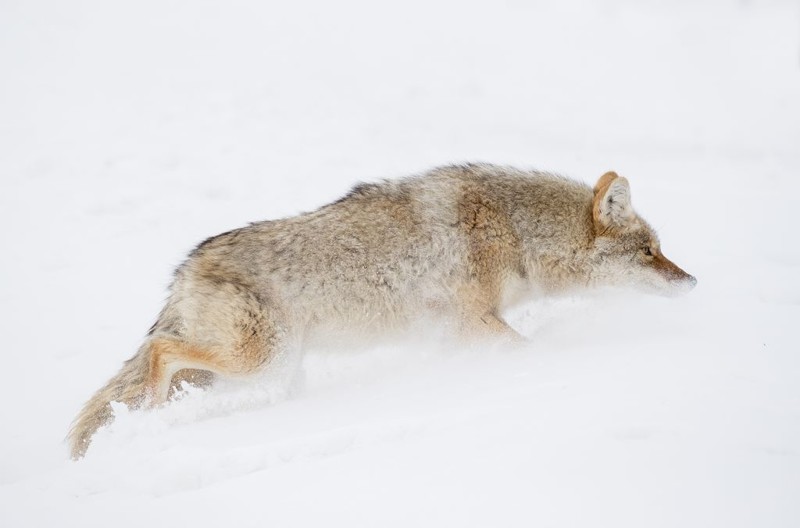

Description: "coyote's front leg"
457 291 525 343
461 310 525 343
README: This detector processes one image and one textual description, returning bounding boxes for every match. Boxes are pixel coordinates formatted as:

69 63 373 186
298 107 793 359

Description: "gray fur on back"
163 164 592 342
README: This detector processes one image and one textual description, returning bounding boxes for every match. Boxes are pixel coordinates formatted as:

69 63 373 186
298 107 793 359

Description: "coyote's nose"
687 275 697 289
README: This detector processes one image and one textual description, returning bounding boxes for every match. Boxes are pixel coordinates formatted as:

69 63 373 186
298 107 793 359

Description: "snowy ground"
1 0 799 526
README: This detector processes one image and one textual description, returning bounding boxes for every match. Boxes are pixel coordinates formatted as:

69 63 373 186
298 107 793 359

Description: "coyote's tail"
67 343 152 460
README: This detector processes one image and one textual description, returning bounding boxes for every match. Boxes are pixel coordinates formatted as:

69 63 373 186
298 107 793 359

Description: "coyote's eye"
642 247 653 257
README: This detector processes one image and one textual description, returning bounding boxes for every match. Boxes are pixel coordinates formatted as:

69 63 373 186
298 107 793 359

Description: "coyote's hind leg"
144 255 304 402
146 339 249 404
168 369 215 399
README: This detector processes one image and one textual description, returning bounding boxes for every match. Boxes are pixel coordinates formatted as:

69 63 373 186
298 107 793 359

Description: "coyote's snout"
68 163 695 458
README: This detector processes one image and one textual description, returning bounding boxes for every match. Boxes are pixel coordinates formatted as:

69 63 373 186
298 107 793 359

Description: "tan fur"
593 171 617 226
593 171 619 194
593 173 636 233
456 186 524 340
67 163 696 459
650 251 691 282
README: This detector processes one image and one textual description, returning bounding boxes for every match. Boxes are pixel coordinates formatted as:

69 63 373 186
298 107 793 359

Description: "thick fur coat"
68 163 695 458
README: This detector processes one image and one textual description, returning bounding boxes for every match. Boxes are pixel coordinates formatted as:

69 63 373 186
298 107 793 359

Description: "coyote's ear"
593 172 634 230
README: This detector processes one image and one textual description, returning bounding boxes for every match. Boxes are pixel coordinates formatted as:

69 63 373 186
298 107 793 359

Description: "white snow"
1 0 799 526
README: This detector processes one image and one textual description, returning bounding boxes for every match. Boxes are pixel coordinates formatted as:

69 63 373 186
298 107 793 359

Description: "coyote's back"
68 163 695 458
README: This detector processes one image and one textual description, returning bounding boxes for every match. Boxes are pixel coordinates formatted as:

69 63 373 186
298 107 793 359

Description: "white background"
1 1 798 526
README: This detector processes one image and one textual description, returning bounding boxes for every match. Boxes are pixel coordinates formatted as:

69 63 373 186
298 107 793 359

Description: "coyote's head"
588 171 696 295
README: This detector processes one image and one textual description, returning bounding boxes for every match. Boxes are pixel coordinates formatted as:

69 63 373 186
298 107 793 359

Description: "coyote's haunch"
68 164 696 458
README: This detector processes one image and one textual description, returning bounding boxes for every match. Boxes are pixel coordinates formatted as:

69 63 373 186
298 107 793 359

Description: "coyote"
68 163 696 458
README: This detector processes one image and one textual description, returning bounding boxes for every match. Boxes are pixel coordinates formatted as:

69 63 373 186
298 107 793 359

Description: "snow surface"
1 0 799 526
